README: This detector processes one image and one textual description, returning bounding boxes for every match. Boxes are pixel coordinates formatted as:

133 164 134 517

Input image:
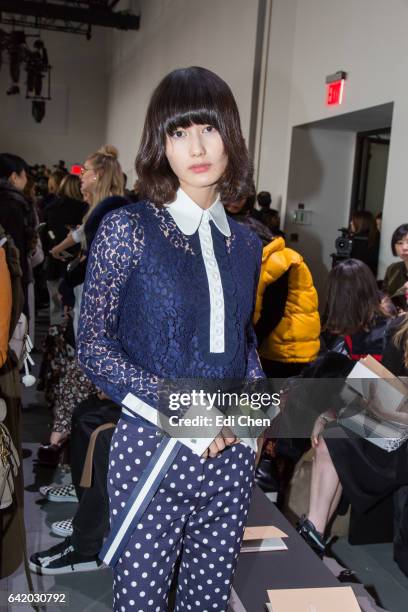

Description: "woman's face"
224 198 246 215
165 124 228 197
10 169 27 192
80 159 97 194
395 233 408 262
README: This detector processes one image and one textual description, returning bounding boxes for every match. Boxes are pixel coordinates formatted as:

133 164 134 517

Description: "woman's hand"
50 431 69 446
201 426 240 459
311 416 326 449
311 411 335 448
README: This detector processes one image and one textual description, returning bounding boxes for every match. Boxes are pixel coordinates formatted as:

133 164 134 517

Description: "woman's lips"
190 164 211 173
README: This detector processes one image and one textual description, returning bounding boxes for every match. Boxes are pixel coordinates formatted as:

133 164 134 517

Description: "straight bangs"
136 66 253 206
164 108 220 136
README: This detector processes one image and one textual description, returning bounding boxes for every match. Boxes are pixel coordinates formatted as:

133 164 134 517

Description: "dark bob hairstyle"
0 153 29 180
391 223 408 256
323 258 388 335
135 66 253 206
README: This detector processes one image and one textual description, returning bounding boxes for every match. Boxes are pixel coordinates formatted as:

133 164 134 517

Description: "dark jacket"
0 179 33 296
84 195 131 252
43 196 88 280
350 232 380 276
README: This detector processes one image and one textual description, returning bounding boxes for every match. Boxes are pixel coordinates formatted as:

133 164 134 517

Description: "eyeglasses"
79 165 93 176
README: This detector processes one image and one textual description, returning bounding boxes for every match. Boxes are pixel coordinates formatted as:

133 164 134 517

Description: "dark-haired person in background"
349 210 380 276
225 193 274 246
297 258 393 557
254 190 283 236
0 153 36 310
43 174 87 325
382 223 408 312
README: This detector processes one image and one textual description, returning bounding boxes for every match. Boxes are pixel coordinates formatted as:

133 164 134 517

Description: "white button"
215 314 223 323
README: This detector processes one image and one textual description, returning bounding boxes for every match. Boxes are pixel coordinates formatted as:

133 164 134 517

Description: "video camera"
334 227 353 257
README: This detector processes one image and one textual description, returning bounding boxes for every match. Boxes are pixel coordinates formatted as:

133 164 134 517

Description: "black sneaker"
29 538 103 575
296 515 326 557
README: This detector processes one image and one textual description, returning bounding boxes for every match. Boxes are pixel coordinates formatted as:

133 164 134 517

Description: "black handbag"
65 254 87 288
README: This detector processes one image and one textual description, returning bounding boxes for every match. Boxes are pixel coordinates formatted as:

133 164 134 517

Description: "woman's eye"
172 129 185 138
203 125 216 133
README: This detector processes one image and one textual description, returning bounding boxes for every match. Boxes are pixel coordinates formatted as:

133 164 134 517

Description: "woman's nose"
189 133 205 156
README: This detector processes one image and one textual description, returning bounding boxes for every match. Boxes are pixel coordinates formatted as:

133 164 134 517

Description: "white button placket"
198 210 225 353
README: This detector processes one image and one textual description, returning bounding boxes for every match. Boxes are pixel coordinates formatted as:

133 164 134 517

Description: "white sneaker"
41 483 78 503
51 518 73 537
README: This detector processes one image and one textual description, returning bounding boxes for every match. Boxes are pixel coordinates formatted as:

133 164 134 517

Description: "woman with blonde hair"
58 173 83 201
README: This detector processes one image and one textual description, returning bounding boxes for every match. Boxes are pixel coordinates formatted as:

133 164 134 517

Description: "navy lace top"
77 193 263 414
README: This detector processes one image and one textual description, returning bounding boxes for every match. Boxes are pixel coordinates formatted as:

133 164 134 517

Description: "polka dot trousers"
107 418 256 612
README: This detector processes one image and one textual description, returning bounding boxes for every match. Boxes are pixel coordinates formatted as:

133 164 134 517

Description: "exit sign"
325 70 347 106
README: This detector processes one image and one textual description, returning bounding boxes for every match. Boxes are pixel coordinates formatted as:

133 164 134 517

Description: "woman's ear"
9 171 18 187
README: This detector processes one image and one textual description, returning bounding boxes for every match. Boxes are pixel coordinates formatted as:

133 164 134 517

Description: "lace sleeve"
77 209 159 408
246 234 265 380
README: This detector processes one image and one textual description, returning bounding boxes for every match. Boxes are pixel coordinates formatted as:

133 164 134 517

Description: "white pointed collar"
165 188 231 237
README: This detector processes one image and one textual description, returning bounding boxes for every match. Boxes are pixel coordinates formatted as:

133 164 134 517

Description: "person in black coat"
0 153 35 309
350 210 380 276
42 174 88 325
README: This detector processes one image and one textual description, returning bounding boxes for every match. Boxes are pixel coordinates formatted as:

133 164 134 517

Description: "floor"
1 309 408 611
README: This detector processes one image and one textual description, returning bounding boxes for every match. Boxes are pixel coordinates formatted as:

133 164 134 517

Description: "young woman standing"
78 66 264 611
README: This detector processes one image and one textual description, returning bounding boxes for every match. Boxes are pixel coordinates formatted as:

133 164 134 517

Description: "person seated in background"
225 194 274 246
254 233 320 379
382 223 408 312
349 210 380 276
297 258 396 557
254 190 284 235
251 231 320 497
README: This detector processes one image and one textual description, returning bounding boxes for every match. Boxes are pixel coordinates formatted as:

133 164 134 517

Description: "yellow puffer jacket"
254 237 320 362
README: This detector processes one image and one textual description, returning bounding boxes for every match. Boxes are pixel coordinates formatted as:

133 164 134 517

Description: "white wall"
105 0 259 184
0 29 108 168
259 0 408 277
285 127 355 297
256 0 297 210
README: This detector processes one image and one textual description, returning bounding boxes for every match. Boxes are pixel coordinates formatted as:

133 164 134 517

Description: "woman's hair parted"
323 258 388 335
85 144 124 218
135 66 254 206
